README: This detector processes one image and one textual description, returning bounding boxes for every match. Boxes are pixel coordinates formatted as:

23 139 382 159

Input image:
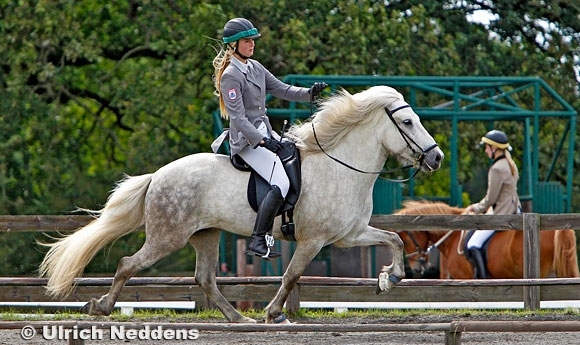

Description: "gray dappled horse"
40 86 443 323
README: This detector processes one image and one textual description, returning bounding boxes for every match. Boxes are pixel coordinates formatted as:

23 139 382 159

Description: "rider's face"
485 144 494 158
237 38 255 58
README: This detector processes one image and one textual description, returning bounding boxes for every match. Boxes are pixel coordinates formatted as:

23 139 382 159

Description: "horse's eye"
403 119 412 126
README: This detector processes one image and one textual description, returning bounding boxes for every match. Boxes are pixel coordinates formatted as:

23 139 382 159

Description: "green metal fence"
213 75 576 212
533 182 565 214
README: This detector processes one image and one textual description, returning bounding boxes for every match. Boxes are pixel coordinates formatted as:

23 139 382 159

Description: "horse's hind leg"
189 229 255 323
334 226 405 293
81 234 188 316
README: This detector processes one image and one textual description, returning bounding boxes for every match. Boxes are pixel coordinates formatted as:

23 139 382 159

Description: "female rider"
465 129 522 278
212 18 326 260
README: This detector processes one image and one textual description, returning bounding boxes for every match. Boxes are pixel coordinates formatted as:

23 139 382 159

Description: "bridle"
403 230 431 269
312 103 439 182
404 230 456 271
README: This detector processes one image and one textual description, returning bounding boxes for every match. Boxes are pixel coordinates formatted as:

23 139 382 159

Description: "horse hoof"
80 299 109 316
80 302 92 314
238 316 257 323
376 272 402 294
267 313 291 324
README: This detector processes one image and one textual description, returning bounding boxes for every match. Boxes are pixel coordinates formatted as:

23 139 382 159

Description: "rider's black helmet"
222 18 261 43
480 129 512 151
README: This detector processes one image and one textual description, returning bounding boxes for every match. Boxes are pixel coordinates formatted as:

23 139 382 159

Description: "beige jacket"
472 156 521 215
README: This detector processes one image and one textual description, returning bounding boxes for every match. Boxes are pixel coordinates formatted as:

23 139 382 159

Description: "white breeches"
466 230 496 249
238 145 290 198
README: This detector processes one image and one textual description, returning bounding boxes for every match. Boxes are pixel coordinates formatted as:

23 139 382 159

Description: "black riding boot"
245 185 284 259
468 248 488 279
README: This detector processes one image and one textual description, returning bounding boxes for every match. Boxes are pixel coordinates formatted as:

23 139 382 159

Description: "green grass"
0 307 578 322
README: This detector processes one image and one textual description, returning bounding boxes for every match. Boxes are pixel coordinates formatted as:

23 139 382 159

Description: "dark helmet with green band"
223 18 261 43
480 129 512 151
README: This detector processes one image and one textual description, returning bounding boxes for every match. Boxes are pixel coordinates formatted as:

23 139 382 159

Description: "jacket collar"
230 58 260 88
492 155 506 164
230 57 249 74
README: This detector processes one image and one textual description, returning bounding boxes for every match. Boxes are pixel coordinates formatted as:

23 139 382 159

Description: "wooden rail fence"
3 276 580 311
1 213 580 310
0 214 579 344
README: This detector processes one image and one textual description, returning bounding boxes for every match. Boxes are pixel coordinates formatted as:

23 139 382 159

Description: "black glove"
308 82 328 97
259 137 282 153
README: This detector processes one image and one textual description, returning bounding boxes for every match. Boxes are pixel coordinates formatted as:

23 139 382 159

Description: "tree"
0 0 578 275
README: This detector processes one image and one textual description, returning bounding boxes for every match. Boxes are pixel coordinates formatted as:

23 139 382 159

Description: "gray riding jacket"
219 58 310 155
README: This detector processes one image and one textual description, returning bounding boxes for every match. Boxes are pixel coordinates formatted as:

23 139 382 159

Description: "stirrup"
261 234 275 259
245 234 280 260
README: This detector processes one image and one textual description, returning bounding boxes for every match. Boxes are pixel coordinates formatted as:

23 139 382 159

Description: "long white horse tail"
39 174 153 299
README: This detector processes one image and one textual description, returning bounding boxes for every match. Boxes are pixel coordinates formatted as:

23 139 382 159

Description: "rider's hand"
308 82 328 97
259 137 282 153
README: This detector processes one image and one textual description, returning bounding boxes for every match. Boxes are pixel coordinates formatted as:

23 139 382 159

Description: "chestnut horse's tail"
553 230 580 277
39 174 153 299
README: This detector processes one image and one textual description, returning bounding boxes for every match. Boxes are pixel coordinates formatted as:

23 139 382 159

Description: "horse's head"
287 85 443 176
397 230 433 278
360 86 444 173
394 200 467 278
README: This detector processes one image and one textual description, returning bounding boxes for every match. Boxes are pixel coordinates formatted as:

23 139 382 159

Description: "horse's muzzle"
420 144 444 172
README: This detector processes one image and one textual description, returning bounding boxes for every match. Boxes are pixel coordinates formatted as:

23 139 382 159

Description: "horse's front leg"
334 226 405 294
264 240 324 323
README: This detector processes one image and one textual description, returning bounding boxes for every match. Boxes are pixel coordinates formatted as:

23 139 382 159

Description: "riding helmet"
222 18 261 43
480 129 512 150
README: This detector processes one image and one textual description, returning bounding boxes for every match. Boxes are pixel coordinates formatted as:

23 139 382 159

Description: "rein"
404 229 455 266
426 230 455 254
311 103 438 182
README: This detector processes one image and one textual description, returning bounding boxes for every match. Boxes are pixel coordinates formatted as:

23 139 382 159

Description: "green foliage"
0 0 578 275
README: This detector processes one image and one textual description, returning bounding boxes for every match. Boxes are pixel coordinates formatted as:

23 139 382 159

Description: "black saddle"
231 140 301 241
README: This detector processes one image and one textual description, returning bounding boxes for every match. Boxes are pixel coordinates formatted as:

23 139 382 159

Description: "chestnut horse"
396 200 579 279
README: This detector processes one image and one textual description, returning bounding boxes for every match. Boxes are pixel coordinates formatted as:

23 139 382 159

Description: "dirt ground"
1 312 579 345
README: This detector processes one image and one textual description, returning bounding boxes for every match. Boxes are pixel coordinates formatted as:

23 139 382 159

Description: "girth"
231 140 301 241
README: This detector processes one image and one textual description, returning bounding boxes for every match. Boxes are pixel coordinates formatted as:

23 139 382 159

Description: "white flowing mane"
287 86 405 154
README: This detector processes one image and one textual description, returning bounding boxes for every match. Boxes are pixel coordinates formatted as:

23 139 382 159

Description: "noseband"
312 103 439 181
403 230 431 275
404 229 455 262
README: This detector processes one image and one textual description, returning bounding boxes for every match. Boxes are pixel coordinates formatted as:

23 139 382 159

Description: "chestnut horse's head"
394 200 465 278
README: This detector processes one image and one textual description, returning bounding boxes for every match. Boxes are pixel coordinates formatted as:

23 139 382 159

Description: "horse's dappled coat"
39 86 443 323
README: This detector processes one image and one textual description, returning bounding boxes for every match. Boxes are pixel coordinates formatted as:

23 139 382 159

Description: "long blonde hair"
504 149 518 176
495 148 518 176
212 43 236 120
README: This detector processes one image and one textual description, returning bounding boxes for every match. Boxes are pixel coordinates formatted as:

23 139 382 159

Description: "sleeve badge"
228 88 237 100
